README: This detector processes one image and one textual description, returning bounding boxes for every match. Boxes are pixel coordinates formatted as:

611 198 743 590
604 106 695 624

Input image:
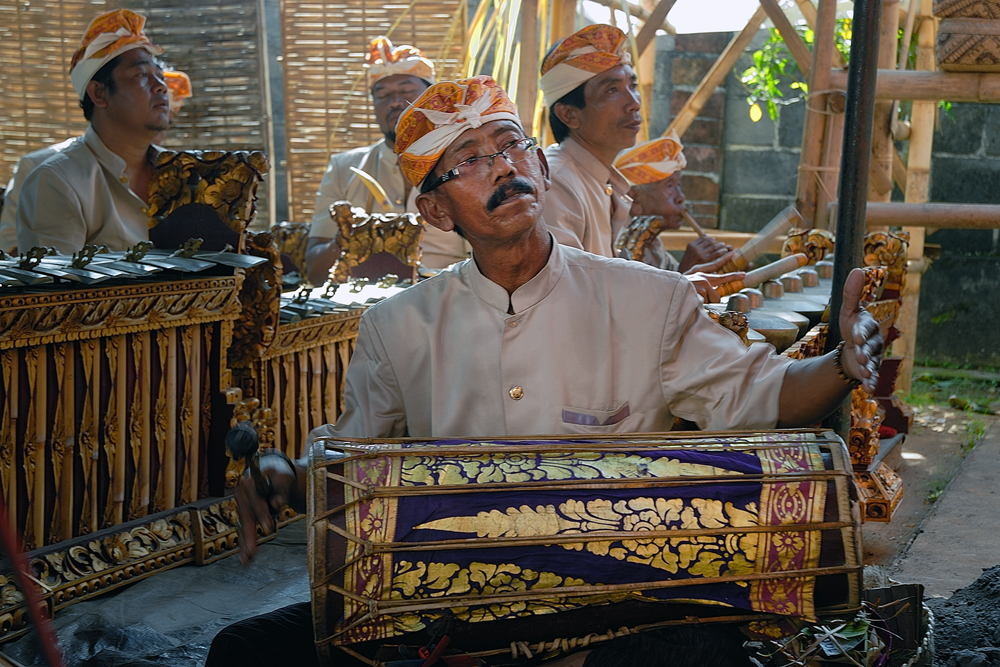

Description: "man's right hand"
685 271 745 303
235 455 302 566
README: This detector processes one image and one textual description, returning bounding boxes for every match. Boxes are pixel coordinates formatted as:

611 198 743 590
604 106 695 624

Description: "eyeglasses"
422 137 539 193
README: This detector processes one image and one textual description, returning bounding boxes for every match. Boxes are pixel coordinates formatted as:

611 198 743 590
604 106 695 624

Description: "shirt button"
509 386 523 400
508 320 518 327
395 198 403 205
119 175 128 183
140 207 149 214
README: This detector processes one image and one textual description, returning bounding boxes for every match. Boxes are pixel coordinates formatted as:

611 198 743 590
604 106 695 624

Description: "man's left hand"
837 268 884 394
679 235 732 274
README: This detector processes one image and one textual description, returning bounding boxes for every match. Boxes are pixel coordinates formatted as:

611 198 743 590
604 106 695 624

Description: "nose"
488 151 517 182
152 72 168 93
627 86 641 112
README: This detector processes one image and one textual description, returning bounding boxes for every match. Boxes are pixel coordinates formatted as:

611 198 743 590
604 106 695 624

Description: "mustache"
486 178 535 212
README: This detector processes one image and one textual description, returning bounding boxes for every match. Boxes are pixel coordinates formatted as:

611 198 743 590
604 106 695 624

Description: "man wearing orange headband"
16 9 169 254
539 24 730 274
305 36 470 285
3 65 191 254
211 76 884 667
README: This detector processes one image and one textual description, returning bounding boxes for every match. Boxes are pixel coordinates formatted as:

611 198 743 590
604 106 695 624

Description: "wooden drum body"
308 430 862 663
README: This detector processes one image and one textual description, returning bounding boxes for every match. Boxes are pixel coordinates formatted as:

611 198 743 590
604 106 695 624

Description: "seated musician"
15 9 167 255
2 65 191 255
305 37 471 285
540 25 732 275
207 76 883 667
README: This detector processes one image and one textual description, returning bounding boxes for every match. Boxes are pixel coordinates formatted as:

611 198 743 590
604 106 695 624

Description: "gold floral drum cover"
308 431 861 658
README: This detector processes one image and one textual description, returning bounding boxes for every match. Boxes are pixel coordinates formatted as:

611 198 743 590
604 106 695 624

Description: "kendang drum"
308 430 862 664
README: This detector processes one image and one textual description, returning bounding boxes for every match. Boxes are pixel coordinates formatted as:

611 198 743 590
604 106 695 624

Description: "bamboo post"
868 0 900 205
516 0 540 135
863 202 1000 227
665 5 768 139
759 0 812 76
549 0 577 43
795 0 838 226
817 95 846 229
895 0 936 393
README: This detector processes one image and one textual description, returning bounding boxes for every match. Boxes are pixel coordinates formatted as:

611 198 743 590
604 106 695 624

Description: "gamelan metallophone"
308 430 862 665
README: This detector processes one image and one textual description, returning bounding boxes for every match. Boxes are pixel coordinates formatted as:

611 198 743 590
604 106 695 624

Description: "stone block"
683 119 723 145
933 103 985 154
778 99 806 148
674 32 731 54
690 202 719 216
680 174 720 202
983 106 1000 156
930 156 1000 204
722 150 799 195
927 229 999 256
724 88 776 147
683 145 721 172
916 255 1000 368
650 43 674 137
719 195 793 232
671 90 725 119
671 56 715 86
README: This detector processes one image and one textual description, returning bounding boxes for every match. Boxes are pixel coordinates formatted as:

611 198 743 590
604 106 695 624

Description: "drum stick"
681 210 707 237
721 205 804 273
716 253 808 297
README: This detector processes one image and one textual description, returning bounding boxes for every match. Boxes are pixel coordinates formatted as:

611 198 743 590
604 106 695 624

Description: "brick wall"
652 33 730 229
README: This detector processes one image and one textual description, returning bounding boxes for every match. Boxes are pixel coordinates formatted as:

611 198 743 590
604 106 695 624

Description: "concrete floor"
1 522 310 667
4 409 996 666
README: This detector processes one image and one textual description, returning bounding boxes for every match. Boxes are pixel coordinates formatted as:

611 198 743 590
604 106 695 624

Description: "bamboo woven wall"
280 0 466 222
0 0 272 226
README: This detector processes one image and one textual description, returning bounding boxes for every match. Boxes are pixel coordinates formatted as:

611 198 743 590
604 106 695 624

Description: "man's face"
628 172 685 225
372 75 430 139
416 120 551 245
572 64 642 152
99 49 171 134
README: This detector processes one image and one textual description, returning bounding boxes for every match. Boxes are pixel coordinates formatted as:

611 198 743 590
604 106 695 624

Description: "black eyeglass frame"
421 137 539 193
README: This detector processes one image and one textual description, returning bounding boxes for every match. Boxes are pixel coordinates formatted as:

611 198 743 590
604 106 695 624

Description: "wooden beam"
665 5 768 138
863 202 1000 227
792 0 847 68
760 0 812 76
636 0 679 55
868 0 900 205
829 68 1000 101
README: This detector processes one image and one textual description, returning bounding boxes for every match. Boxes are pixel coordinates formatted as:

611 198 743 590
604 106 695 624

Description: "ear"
415 191 455 233
86 79 112 109
551 102 582 131
535 148 552 192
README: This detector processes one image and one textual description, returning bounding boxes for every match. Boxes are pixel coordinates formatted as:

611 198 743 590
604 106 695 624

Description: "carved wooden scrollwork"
781 228 835 264
148 150 270 249
328 201 423 283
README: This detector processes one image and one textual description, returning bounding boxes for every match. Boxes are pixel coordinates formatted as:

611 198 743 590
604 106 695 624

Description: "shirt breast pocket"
561 401 630 428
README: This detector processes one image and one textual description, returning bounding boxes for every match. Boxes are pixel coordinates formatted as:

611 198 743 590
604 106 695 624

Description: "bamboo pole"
862 202 1000 227
828 68 1000 101
817 97 845 229
759 0 812 76
895 0 936 393
868 0 899 204
665 5 768 139
794 0 838 226
549 0 577 42
636 0 679 55
516 0 540 135
588 0 675 36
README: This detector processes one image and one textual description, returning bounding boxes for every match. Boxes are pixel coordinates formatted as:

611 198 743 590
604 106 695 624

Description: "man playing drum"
208 76 882 666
